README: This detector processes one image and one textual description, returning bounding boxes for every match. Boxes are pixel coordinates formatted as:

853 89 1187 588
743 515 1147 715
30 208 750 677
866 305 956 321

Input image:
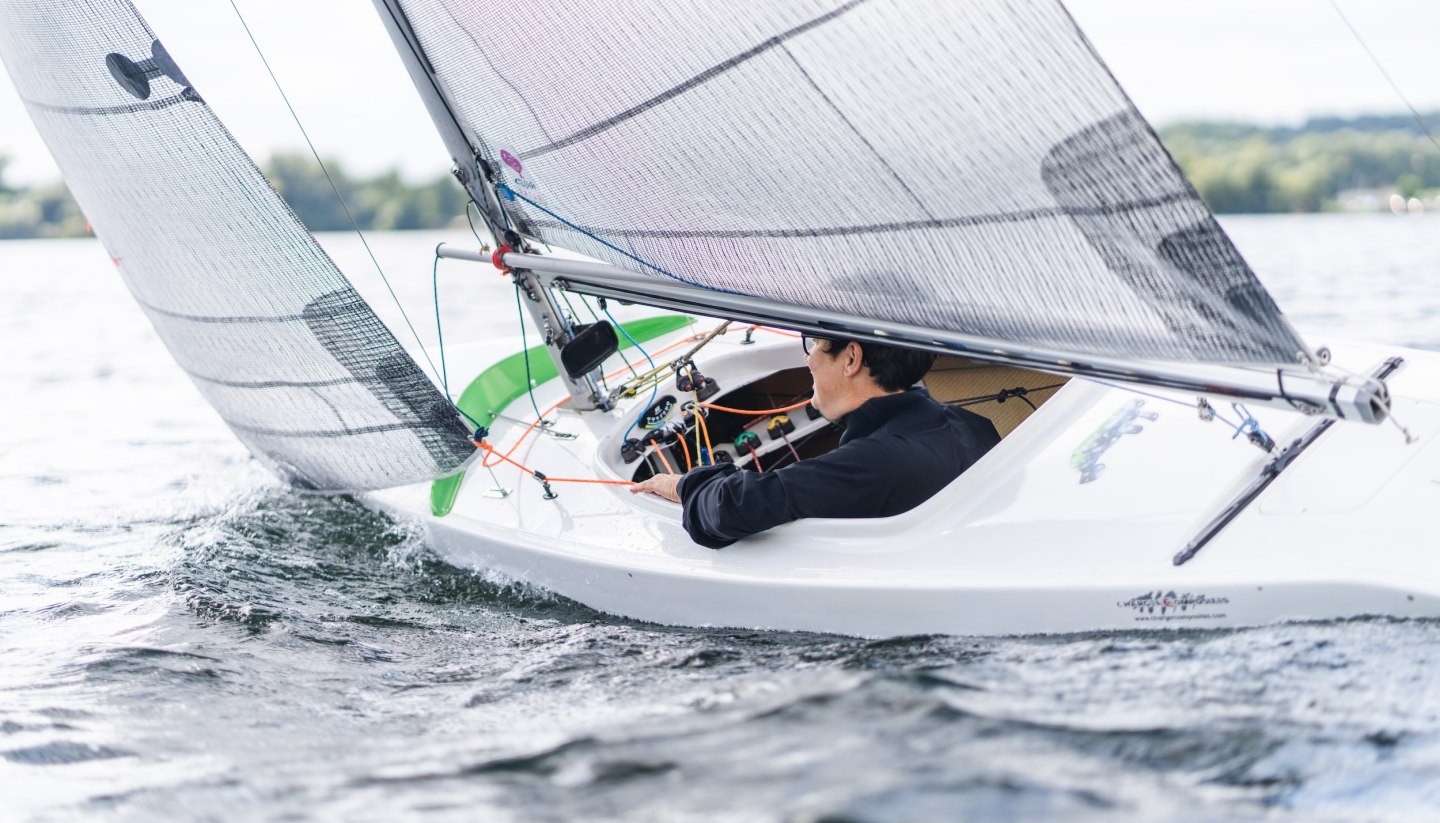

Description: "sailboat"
4 0 1437 637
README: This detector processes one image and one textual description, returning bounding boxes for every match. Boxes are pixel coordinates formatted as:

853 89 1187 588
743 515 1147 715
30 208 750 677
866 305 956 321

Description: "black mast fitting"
106 40 190 100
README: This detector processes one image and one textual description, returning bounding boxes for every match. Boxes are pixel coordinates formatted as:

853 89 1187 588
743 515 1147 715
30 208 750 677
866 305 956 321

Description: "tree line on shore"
1158 114 1440 213
2 111 1437 240
0 154 469 241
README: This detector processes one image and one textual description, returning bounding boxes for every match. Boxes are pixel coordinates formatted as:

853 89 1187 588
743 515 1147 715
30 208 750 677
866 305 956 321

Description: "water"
3 216 1440 821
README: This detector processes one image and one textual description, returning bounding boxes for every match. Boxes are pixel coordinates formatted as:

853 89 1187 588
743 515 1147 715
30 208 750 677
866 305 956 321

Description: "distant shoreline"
2 111 1437 240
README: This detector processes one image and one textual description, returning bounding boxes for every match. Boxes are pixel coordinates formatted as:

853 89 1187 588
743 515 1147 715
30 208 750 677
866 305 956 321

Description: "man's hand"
629 473 681 503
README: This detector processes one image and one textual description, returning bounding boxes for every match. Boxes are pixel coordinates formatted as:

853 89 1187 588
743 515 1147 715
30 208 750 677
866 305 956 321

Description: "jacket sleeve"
676 439 894 549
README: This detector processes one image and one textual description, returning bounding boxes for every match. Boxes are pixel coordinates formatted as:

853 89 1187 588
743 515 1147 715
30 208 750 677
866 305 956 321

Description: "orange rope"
602 325 801 381
746 324 801 338
676 434 693 472
481 396 569 468
654 445 676 475
476 441 633 486
698 398 812 416
477 324 806 478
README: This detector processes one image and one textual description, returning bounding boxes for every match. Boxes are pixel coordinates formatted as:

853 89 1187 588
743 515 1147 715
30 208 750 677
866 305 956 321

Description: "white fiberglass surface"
437 332 1328 583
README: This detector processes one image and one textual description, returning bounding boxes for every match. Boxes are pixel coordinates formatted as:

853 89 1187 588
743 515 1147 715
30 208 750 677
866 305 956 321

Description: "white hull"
368 328 1440 637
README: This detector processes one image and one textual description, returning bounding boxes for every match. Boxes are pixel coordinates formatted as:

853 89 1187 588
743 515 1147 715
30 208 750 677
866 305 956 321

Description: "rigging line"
498 185 725 293
1087 379 1241 431
465 200 493 246
676 432 694 472
778 428 802 464
581 294 638 379
605 305 659 445
1321 358 1418 444
476 441 631 486
693 400 715 466
551 288 579 334
653 445 677 476
513 283 548 423
430 251 486 431
945 384 1064 410
226 0 441 382
578 294 604 325
1326 0 1440 156
481 396 570 468
420 252 489 431
700 399 812 416
432 252 450 400
492 185 516 232
766 441 802 471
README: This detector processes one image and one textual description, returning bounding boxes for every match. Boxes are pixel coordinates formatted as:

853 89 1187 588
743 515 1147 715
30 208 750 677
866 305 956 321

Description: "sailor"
629 336 1001 548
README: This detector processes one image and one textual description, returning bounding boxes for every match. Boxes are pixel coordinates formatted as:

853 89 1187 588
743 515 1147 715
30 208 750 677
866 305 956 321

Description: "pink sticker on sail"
500 150 523 176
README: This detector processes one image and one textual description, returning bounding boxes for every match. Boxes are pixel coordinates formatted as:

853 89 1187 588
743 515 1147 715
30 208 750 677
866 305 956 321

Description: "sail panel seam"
521 191 1194 241
522 0 873 158
778 42 936 221
21 88 201 116
227 420 426 439
135 297 307 324
187 372 361 390
431 0 556 147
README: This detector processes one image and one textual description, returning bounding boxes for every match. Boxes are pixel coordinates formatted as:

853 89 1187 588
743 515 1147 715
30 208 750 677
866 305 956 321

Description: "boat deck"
369 325 1440 637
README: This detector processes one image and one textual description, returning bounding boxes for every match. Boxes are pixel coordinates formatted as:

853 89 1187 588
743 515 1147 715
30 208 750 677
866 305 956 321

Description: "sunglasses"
801 335 827 356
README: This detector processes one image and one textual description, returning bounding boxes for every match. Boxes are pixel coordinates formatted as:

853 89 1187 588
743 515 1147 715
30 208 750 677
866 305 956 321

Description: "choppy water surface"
4 216 1440 821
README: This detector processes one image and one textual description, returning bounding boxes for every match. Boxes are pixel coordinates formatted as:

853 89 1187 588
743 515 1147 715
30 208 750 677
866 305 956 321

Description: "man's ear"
841 342 865 378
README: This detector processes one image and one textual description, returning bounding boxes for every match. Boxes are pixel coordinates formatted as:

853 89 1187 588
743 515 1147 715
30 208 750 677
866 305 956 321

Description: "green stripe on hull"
431 315 693 516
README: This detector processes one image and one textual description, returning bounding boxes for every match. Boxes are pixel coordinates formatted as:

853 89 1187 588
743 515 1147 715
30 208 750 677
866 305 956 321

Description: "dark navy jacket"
676 388 1001 549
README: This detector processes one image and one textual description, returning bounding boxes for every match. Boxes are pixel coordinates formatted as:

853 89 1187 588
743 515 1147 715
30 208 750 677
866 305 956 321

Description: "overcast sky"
1 0 1437 186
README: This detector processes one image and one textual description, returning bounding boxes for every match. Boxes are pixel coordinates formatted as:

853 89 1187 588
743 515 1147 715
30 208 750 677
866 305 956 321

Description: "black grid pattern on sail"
399 0 1307 365
0 0 473 491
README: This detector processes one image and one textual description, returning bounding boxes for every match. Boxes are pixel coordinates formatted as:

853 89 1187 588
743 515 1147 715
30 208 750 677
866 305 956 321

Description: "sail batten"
395 0 1309 368
0 0 475 492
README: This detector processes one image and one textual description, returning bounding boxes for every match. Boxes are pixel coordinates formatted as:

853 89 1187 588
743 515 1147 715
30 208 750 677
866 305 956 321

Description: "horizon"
2 0 1438 186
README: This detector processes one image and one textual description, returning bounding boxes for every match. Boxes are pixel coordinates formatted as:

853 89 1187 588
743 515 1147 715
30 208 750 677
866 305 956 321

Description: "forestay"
0 0 474 491
395 0 1308 367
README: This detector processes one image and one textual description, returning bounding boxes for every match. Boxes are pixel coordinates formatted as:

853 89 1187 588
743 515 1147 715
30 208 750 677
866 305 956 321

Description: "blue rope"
497 185 731 294
606 305 659 446
1229 403 1263 440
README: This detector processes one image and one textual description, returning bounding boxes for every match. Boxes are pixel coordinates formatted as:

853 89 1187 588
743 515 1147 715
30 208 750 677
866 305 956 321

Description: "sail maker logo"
1117 590 1229 622
499 149 540 192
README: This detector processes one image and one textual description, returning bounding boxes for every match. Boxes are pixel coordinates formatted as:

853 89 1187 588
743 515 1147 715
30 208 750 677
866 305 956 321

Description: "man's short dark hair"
821 337 937 392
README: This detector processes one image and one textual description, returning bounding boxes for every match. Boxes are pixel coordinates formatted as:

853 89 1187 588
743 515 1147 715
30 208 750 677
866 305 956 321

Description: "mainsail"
383 0 1310 368
0 0 474 491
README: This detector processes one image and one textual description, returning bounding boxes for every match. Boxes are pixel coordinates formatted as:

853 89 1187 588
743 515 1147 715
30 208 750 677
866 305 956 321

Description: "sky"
1 0 1437 186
